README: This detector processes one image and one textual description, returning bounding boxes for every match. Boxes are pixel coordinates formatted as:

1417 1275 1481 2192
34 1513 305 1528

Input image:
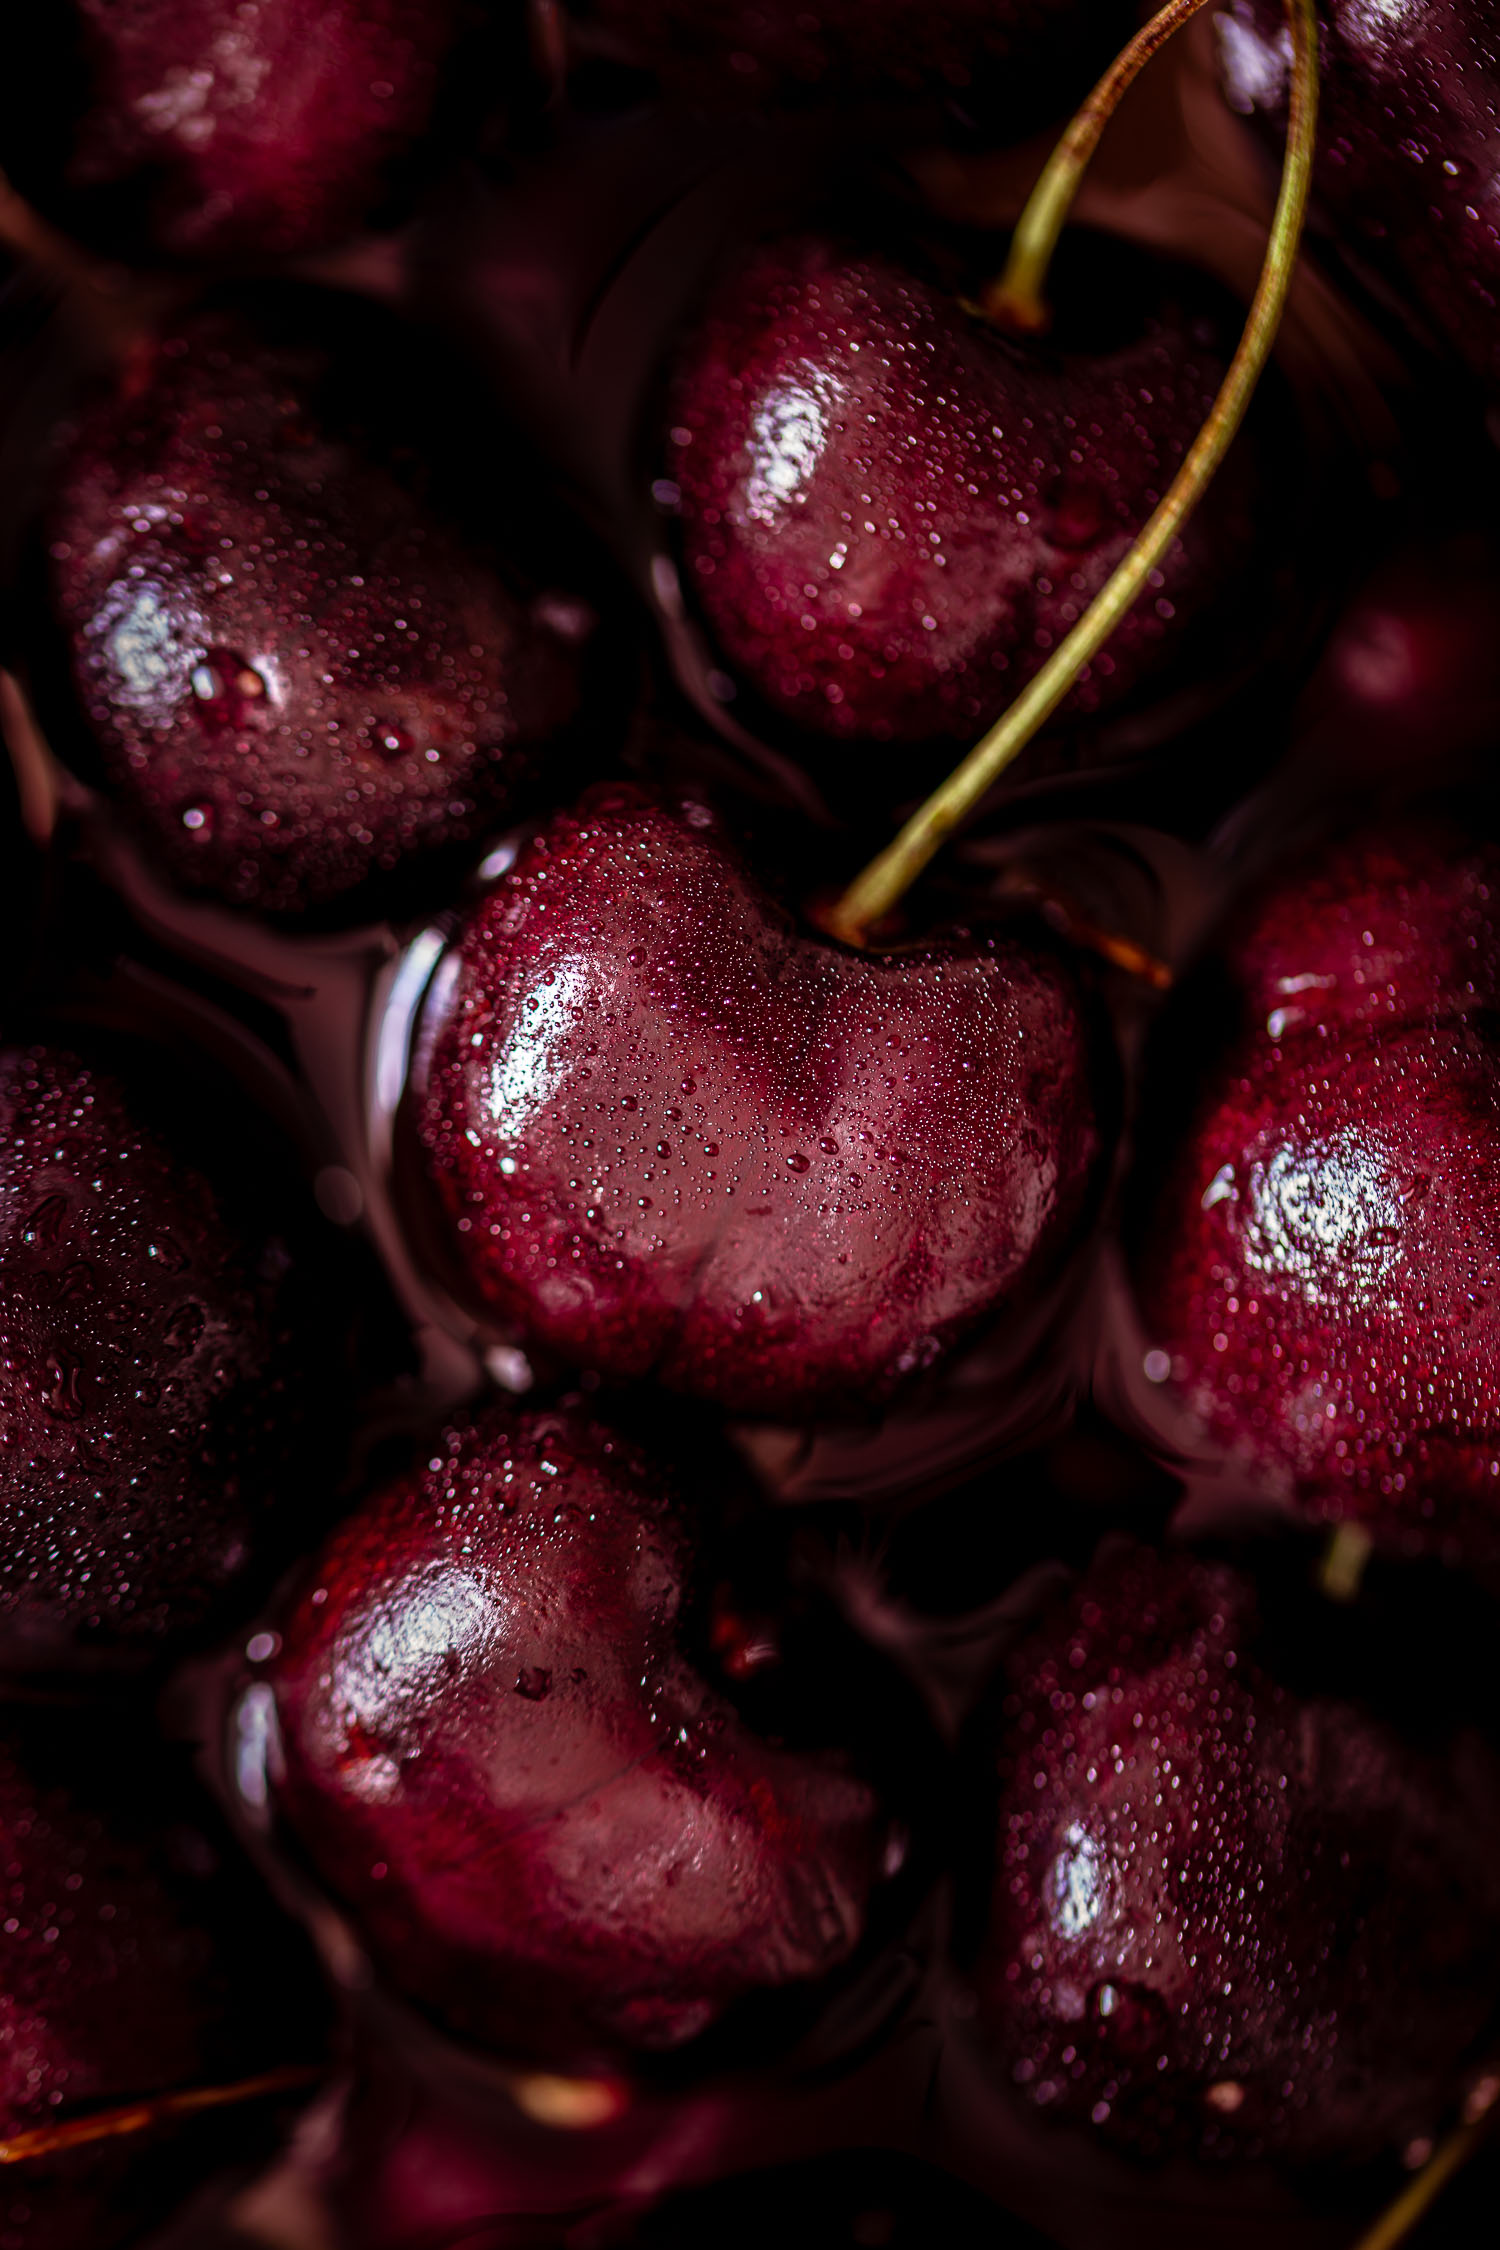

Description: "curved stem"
984 0 1218 333
825 0 1320 950
0 2063 322 2166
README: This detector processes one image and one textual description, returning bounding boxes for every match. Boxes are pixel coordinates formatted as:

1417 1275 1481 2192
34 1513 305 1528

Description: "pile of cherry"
0 4 1499 2248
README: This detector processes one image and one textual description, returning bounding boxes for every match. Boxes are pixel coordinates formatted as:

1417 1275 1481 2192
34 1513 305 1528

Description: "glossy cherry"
0 0 472 263
413 783 1105 1419
257 1403 908 2070
0 1035 324 1668
1133 823 1500 1554
663 232 1273 778
0 1710 320 2248
963 1543 1500 2163
1218 1 1500 389
46 303 591 919
564 3 1135 139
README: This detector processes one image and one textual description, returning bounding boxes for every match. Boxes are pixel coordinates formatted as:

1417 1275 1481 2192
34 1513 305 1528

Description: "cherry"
564 1 1136 137
44 300 592 919
662 231 1276 786
1131 823 1500 1554
0 1708 321 2248
1217 1 1500 390
412 783 1105 1419
0 1034 328 1670
961 1543 1500 2164
256 1402 914 2071
0 0 477 264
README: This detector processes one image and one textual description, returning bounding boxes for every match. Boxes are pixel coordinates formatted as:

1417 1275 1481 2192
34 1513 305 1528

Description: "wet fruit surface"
47 306 590 918
966 1544 1500 2164
415 783 1104 1417
1134 826 1500 1554
0 0 467 263
0 1038 315 1665
1217 0 1500 388
261 1404 899 2068
665 234 1267 762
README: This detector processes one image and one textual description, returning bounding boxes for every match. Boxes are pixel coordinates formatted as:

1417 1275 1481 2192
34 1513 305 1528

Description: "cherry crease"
413 783 1106 1419
261 1403 904 2070
1134 823 1500 1554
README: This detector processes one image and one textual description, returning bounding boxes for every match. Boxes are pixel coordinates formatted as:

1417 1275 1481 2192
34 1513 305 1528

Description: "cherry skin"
663 233 1271 777
0 1036 323 1669
963 1543 1500 2164
413 783 1105 1419
565 0 1135 135
1218 1 1500 389
1132 824 1500 1554
258 1403 905 2070
0 1711 320 2248
0 0 471 263
46 304 590 920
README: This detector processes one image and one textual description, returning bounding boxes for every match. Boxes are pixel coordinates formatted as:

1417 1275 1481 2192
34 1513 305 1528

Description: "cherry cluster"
0 5 1497 2249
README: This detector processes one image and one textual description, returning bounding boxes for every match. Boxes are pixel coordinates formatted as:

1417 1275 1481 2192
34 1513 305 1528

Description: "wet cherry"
0 1036 325 1669
1218 0 1500 390
46 303 591 919
663 232 1274 784
0 0 471 263
963 1543 1500 2163
1133 823 1500 1554
413 783 1105 1419
255 1403 906 2069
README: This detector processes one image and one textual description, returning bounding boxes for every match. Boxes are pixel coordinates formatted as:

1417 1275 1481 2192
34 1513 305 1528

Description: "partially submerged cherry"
961 1543 1500 2164
1217 0 1500 389
255 1402 913 2070
0 1033 328 1669
0 0 477 264
412 782 1106 1418
663 230 1279 789
564 0 1135 135
0 1708 321 2248
1132 823 1500 1554
45 300 592 919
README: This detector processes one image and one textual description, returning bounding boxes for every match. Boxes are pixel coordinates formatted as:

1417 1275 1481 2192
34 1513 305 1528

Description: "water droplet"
42 1356 85 1420
786 1151 811 1173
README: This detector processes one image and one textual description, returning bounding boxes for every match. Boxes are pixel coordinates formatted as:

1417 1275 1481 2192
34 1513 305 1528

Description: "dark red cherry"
564 1 1135 137
0 1709 321 2248
961 1544 1500 2163
0 1035 326 1669
45 303 591 919
0 0 474 263
256 1404 907 2069
1217 1 1500 389
1132 824 1500 1554
663 232 1272 780
412 783 1104 1418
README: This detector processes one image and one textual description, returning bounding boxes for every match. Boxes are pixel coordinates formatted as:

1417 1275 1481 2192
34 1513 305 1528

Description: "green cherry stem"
824 0 1320 950
1352 2080 1500 2250
0 2063 323 2166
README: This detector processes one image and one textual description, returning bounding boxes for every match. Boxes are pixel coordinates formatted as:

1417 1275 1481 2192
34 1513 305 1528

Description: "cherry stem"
824 0 1320 950
1353 2087 1499 2250
981 0 1218 335
0 2064 322 2167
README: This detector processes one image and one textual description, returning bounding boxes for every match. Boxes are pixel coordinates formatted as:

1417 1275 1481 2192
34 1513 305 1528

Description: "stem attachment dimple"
982 0 1218 334
825 0 1320 951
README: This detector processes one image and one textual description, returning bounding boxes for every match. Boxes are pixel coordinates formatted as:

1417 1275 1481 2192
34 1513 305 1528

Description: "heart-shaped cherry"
0 1708 321 2248
960 1543 1500 2163
1131 823 1500 1553
0 1033 331 1670
45 301 593 919
564 1 1135 136
254 1403 912 2069
663 231 1276 781
1217 1 1500 389
0 0 478 264
412 783 1105 1418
